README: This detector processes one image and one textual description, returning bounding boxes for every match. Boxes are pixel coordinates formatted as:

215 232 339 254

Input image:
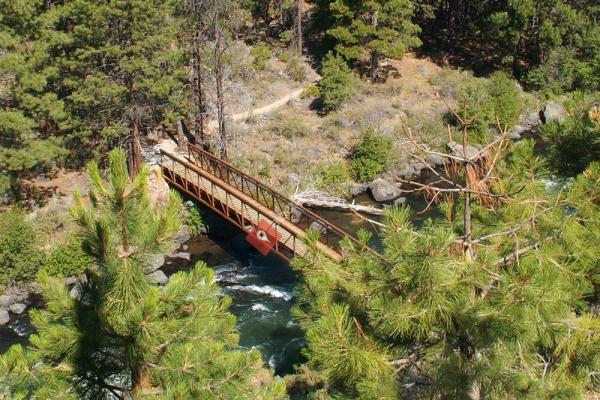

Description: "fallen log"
292 189 384 216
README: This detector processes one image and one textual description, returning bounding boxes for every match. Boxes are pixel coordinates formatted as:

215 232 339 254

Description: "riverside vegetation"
1 1 599 399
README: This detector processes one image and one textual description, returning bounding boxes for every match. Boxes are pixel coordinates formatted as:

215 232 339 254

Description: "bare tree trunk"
129 118 142 177
192 12 208 148
176 119 186 146
370 11 379 81
462 125 474 259
214 11 227 160
293 0 302 55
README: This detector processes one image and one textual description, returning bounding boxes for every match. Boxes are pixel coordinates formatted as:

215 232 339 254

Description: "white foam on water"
251 303 271 312
268 354 277 369
227 285 293 301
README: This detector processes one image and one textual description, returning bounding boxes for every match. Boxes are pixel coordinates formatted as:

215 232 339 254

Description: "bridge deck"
160 144 381 262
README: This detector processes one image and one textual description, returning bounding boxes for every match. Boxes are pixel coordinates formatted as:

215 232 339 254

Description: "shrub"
250 42 272 70
271 113 310 138
42 236 94 278
183 205 205 235
0 207 44 283
487 71 523 129
286 58 306 82
316 162 351 197
349 130 394 183
301 84 320 99
279 30 294 45
319 52 356 113
278 51 292 63
541 95 600 176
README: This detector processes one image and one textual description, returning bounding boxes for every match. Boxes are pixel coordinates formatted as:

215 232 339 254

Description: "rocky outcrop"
541 101 567 124
370 178 403 202
447 142 486 161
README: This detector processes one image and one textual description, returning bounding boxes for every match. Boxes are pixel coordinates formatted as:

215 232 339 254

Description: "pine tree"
327 0 422 80
0 149 287 399
0 0 68 197
319 52 356 113
291 131 600 398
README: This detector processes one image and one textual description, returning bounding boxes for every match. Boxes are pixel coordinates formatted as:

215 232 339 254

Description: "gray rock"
9 303 26 315
309 221 327 234
525 111 541 127
182 244 188 251
370 178 402 202
64 277 77 287
394 197 408 205
394 163 416 179
0 309 9 326
69 285 81 300
172 252 191 261
425 153 446 167
172 225 191 245
0 295 14 308
145 254 165 273
147 270 169 285
508 126 524 140
542 102 567 124
447 142 484 161
350 183 370 197
290 207 303 224
184 200 195 208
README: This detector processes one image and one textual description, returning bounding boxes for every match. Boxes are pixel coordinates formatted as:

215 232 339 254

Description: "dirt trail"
206 87 307 130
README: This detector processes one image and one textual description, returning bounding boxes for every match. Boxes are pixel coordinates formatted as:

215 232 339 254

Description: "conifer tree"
0 149 287 399
291 129 600 398
0 0 68 197
327 0 422 80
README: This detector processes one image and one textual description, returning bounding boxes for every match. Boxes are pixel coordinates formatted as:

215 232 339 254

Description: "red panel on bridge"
246 220 281 256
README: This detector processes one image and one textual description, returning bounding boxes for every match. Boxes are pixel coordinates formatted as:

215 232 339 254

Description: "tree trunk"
462 126 474 260
129 119 142 178
214 11 227 160
294 0 302 55
192 17 208 148
370 11 379 81
176 119 186 146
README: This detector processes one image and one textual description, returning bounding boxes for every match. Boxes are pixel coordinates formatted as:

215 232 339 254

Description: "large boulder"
9 303 26 315
147 270 169 285
0 309 9 326
0 295 14 308
172 225 191 246
144 254 165 273
541 102 567 124
370 178 402 202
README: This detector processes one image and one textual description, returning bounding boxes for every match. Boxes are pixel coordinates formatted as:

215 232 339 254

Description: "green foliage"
542 95 600 176
453 72 524 142
301 84 320 99
183 205 205 235
0 149 287 399
416 0 599 93
279 30 294 45
286 58 307 82
270 113 311 138
0 207 43 284
349 130 394 182
291 141 600 399
326 0 421 78
316 162 351 197
250 42 272 70
319 52 356 113
42 237 94 278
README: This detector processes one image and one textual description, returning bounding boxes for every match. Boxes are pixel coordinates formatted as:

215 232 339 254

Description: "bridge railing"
185 143 357 253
